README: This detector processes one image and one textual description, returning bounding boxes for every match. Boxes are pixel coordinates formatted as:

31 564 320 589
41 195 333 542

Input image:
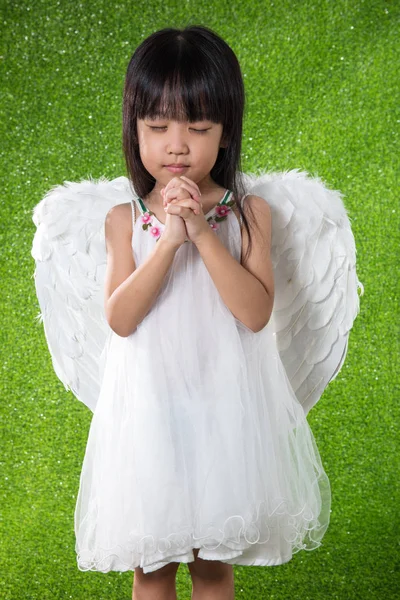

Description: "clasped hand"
161 176 211 246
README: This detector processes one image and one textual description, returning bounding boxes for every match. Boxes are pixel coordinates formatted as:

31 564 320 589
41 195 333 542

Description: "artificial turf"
1 0 398 598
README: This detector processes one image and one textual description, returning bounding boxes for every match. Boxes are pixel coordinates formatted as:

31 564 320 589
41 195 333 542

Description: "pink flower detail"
149 225 162 238
215 205 231 217
209 221 219 231
141 212 152 224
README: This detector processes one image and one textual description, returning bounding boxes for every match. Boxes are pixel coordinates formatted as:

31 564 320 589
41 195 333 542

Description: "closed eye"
148 126 210 134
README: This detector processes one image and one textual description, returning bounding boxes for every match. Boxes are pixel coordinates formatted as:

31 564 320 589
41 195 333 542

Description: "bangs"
137 80 218 123
134 38 226 124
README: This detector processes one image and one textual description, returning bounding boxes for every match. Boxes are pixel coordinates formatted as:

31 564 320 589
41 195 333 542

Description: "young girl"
73 25 332 600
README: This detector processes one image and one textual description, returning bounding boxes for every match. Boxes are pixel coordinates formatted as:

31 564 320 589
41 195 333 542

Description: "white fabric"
74 193 331 574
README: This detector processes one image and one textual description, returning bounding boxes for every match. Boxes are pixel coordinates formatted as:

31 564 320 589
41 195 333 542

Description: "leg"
132 561 180 600
188 548 235 600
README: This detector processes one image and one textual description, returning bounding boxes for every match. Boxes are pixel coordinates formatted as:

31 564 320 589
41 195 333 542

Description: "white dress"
74 189 331 574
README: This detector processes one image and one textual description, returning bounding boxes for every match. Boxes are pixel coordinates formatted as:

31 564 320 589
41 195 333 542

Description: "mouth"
164 164 189 173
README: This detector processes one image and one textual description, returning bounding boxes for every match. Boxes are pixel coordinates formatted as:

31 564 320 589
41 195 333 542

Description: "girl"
74 25 332 600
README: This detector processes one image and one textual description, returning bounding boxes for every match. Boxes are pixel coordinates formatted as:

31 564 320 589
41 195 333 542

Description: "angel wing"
242 169 364 415
31 170 363 416
31 175 135 412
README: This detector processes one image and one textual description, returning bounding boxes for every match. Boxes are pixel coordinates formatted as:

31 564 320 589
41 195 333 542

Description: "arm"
104 205 179 337
195 195 274 333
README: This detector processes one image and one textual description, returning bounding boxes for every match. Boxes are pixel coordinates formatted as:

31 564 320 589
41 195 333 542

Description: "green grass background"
1 0 399 598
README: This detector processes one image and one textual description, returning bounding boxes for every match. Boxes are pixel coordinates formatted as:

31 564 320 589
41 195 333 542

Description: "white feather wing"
31 175 134 412
32 170 363 416
242 169 364 415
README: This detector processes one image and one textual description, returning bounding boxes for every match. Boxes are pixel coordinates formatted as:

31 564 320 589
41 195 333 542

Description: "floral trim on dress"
140 210 163 242
206 200 235 231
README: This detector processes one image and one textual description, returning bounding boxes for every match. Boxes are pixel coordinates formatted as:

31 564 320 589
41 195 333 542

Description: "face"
136 117 226 193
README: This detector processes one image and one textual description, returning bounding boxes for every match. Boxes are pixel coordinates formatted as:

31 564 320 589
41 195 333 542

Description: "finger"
163 186 193 205
163 183 201 204
165 198 202 215
172 198 203 214
162 177 182 195
165 202 198 216
176 180 201 201
163 190 184 206
162 182 184 203
179 176 201 199
163 177 201 201
166 196 201 213
166 204 197 218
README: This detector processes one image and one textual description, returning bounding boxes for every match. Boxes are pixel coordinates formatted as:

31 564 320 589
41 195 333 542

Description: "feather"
31 170 363 415
243 169 363 414
31 176 135 411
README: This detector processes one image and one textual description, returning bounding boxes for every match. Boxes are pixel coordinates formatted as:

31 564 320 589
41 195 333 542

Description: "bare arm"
104 204 179 337
194 195 275 333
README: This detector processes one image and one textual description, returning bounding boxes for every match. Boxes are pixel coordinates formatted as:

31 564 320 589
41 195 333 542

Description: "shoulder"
241 194 272 239
105 202 134 241
105 201 132 223
242 194 271 217
105 201 133 228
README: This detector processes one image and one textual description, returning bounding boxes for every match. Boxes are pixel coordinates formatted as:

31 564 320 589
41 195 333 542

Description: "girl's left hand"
162 176 211 244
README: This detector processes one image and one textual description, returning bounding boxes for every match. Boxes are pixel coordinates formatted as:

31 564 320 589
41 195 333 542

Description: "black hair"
122 25 256 262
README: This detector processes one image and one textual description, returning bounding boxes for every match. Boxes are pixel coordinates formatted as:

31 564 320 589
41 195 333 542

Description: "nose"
167 125 189 155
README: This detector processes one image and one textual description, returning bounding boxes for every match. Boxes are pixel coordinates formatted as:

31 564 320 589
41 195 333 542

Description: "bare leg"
132 562 180 600
188 549 235 600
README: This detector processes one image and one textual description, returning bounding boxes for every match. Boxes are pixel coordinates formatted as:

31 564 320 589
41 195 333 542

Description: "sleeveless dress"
74 189 331 574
